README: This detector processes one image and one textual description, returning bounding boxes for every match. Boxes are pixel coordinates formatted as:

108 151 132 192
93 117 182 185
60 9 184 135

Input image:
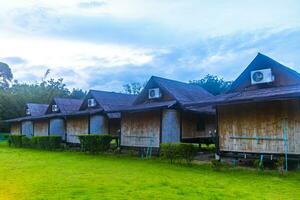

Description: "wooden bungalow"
66 90 136 143
114 76 216 148
186 53 300 159
45 98 83 142
8 103 48 138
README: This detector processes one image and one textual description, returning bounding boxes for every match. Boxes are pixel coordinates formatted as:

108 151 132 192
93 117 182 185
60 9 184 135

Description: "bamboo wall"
34 121 48 136
121 110 160 147
66 116 88 143
182 112 216 139
219 99 300 154
11 123 21 135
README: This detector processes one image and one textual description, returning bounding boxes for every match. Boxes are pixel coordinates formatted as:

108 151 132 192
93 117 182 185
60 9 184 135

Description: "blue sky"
0 0 300 92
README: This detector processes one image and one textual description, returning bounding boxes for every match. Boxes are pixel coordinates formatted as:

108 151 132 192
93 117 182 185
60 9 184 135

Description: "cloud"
0 57 27 65
78 1 106 9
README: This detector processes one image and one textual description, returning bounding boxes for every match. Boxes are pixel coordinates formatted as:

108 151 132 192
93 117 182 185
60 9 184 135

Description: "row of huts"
6 53 300 158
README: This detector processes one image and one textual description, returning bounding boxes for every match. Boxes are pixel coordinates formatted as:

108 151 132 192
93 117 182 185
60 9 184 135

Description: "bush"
78 134 112 153
21 136 32 148
8 135 23 147
160 143 198 164
211 160 222 171
276 156 285 175
32 136 62 150
178 143 197 164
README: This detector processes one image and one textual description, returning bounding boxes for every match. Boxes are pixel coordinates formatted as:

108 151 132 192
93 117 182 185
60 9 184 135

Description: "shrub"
21 136 32 148
32 136 62 150
211 160 222 171
78 134 112 153
8 135 23 147
276 156 285 175
99 134 112 151
179 143 197 164
160 143 181 163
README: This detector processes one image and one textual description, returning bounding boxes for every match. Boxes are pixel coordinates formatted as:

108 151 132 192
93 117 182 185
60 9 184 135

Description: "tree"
190 74 232 95
123 82 146 95
0 62 13 88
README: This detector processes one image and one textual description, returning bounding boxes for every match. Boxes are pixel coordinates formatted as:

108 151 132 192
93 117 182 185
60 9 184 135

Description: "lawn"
0 143 299 200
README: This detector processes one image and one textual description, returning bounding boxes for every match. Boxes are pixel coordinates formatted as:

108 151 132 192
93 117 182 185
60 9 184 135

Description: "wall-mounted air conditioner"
88 98 96 107
26 108 31 115
148 88 161 99
251 68 274 85
52 104 59 112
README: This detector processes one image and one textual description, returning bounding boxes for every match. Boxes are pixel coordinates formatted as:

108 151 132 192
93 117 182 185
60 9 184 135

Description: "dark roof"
110 100 177 113
53 98 83 114
134 76 213 105
184 54 300 108
26 103 48 116
228 53 300 93
89 90 136 111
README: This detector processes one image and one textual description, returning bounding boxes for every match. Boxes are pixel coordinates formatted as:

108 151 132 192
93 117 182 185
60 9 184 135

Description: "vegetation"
8 135 62 150
123 82 146 95
0 142 299 199
78 134 112 153
160 143 197 164
190 74 232 95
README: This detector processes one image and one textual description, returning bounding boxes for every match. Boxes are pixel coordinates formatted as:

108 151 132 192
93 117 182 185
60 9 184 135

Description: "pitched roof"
26 103 48 116
228 53 300 93
133 76 213 105
89 90 136 111
53 98 83 114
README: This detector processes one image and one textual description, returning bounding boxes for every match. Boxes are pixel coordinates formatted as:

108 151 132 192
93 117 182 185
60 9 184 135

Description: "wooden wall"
34 121 48 136
11 123 21 135
161 109 180 143
121 110 160 147
66 116 88 143
219 99 300 154
182 112 216 139
90 115 108 134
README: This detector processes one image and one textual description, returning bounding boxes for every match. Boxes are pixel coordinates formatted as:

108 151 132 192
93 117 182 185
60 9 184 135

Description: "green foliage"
211 160 228 171
160 143 197 164
254 159 264 171
78 134 112 153
189 74 232 95
8 135 23 147
123 82 146 95
21 136 32 148
276 156 285 175
31 136 62 150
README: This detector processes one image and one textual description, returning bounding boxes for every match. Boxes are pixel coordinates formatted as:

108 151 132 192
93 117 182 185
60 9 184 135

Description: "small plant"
276 156 285 175
211 160 222 171
21 136 32 148
254 159 264 171
160 143 180 164
178 143 197 164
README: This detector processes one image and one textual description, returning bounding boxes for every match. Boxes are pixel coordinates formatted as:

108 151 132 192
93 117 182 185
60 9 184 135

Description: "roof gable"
134 76 213 105
80 90 136 112
26 103 48 116
228 53 300 93
46 98 83 114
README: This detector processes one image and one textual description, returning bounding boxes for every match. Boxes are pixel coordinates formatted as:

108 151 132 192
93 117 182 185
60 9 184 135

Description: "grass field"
0 143 299 200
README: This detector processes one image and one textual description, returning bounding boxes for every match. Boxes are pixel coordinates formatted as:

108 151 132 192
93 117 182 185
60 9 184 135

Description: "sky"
0 0 300 92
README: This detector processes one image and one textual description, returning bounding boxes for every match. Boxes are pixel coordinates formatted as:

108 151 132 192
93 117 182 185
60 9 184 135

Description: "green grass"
0 143 299 200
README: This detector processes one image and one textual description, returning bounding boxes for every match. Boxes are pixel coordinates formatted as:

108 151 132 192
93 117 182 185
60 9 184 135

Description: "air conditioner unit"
148 88 161 99
251 68 274 85
26 108 31 115
87 98 96 107
52 104 59 112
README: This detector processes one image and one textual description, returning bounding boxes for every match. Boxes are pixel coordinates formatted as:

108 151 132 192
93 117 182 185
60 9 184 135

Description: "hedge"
8 135 62 150
160 143 197 164
78 134 112 153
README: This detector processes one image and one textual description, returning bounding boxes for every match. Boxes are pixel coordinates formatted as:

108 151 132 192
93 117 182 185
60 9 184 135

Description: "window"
52 104 59 112
88 98 96 107
26 108 31 115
